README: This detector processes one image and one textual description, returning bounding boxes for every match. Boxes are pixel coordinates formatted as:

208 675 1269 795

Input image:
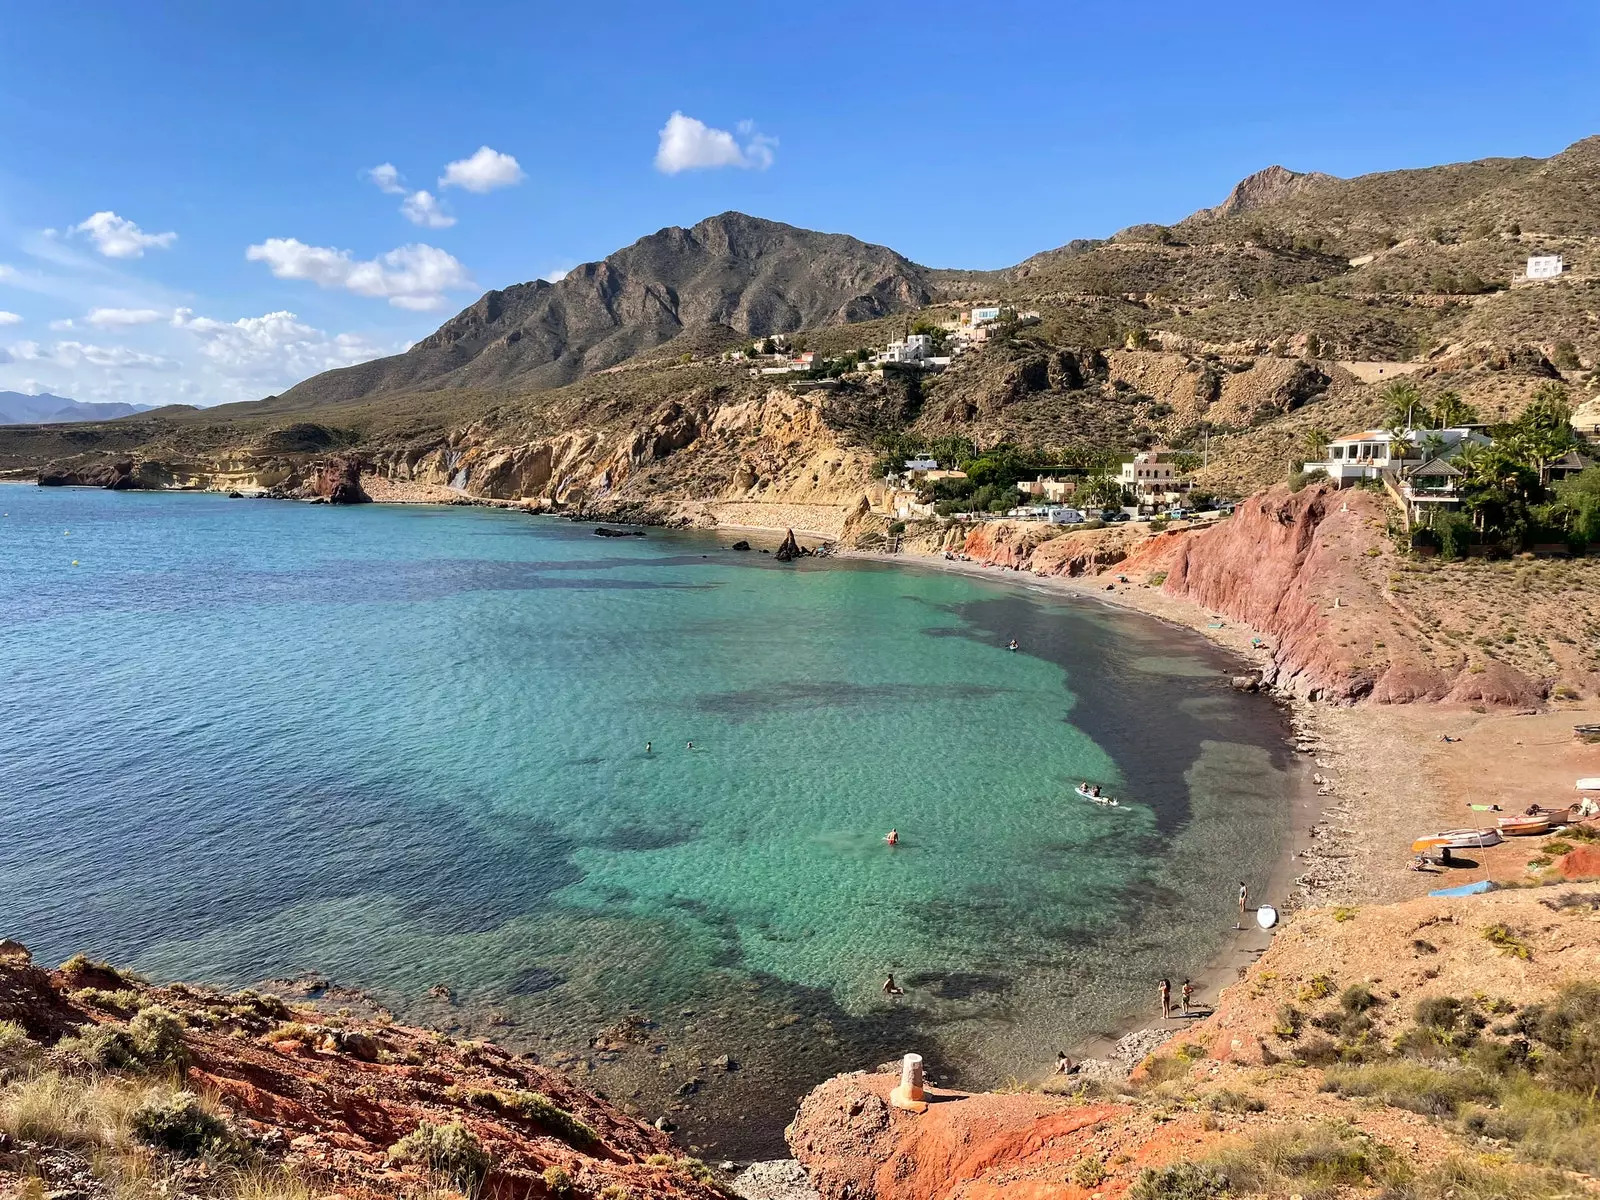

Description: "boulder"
730 540 751 551
774 529 802 562
307 454 370 505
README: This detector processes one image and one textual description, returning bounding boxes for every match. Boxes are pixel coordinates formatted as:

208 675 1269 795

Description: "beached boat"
1411 828 1504 854
1496 814 1552 836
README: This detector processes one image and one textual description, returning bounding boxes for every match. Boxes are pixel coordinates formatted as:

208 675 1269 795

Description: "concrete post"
890 1052 928 1113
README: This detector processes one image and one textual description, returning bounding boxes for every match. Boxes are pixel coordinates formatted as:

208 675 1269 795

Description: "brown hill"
263 212 934 411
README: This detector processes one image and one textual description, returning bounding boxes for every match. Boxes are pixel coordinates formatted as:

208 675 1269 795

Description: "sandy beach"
844 543 1600 1075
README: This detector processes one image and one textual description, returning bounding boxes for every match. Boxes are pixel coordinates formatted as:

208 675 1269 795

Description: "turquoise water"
0 487 1294 1146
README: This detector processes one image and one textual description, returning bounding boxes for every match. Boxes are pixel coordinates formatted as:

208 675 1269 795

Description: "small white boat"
1075 784 1121 807
1577 778 1600 792
1412 828 1503 854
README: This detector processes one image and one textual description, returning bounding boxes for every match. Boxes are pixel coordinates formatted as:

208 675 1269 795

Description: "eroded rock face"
1162 484 1546 705
38 459 143 489
787 1071 1128 1200
306 454 370 504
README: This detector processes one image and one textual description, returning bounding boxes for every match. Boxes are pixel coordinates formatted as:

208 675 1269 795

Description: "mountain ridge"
263 211 934 413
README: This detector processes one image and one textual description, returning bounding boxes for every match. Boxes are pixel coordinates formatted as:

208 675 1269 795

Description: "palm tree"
1381 379 1430 431
1430 390 1478 429
1302 427 1330 463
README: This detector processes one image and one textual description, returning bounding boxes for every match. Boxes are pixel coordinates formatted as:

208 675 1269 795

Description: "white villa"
1306 427 1489 486
1305 426 1493 524
1522 254 1565 282
1120 450 1192 509
1016 476 1075 503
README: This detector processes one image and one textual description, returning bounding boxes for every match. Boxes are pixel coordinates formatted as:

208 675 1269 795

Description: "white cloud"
6 339 178 370
540 265 572 283
86 307 164 328
368 163 405 194
0 264 14 278
439 146 525 192
49 319 75 331
654 112 777 174
71 211 178 259
172 307 389 378
244 238 474 310
0 311 21 326
400 189 456 228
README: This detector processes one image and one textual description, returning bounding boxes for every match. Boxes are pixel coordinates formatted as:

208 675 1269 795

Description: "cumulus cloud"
71 211 178 258
86 307 164 328
0 311 21 326
400 189 456 228
655 112 777 174
5 339 178 370
244 238 473 310
439 146 525 192
172 307 389 378
367 163 405 194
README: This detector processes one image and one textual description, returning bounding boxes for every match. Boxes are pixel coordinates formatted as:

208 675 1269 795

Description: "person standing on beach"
1181 979 1195 1015
1158 977 1172 1020
1236 880 1248 929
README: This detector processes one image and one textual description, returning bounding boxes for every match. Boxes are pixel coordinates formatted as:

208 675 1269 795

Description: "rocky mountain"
265 212 935 412
0 391 156 425
1192 163 1339 219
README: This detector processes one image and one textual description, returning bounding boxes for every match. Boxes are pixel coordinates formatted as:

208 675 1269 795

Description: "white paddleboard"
1577 778 1600 791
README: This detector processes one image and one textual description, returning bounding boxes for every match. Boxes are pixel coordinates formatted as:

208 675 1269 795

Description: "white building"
904 457 939 472
882 332 936 365
1305 427 1489 486
1120 450 1192 508
969 306 1002 325
1016 476 1074 503
1525 255 1565 281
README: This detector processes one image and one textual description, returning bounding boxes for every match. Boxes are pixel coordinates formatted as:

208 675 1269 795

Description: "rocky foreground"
0 941 723 1199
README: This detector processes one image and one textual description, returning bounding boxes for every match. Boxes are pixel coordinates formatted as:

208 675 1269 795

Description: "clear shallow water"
0 488 1294 1140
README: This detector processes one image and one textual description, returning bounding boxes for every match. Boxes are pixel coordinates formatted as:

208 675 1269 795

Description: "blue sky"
2 0 1596 407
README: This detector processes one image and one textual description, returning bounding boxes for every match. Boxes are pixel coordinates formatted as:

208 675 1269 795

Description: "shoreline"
838 546 1328 1074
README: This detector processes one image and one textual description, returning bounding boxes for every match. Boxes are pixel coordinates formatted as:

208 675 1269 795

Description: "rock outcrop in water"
305 453 370 504
38 459 145 489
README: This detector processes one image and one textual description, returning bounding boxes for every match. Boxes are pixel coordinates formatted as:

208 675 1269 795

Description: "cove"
0 487 1296 1154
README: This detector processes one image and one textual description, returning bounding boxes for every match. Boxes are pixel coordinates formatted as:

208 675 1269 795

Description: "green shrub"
57 1023 141 1070
511 1090 597 1147
1148 517 1169 532
130 1090 234 1157
70 987 144 1015
1215 1120 1379 1193
886 520 906 535
129 1006 187 1069
541 1165 573 1193
0 1019 39 1081
1205 1089 1266 1113
1072 1156 1107 1188
389 1120 491 1192
1271 1003 1303 1039
1297 974 1334 1003
1128 1161 1229 1199
1322 1061 1495 1116
1483 924 1532 960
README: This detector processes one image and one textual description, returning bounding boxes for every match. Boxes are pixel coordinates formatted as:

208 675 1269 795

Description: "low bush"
0 1020 39 1081
541 1165 573 1193
1322 1061 1495 1116
57 1023 142 1070
1214 1120 1381 1194
1483 924 1532 960
389 1120 491 1193
1072 1156 1107 1188
512 1090 597 1147
1204 1088 1266 1113
129 1005 187 1069
1128 1160 1230 1199
129 1089 235 1157
70 987 144 1015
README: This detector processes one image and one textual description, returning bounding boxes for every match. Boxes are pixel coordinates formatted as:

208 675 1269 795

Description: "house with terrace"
1305 426 1492 524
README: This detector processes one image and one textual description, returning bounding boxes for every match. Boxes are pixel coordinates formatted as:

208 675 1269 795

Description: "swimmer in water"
885 829 899 846
882 974 904 997
686 741 694 751
645 742 652 755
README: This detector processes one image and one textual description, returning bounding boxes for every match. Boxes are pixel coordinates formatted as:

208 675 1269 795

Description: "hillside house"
968 306 1002 326
1523 255 1565 281
904 457 939 472
1305 427 1489 486
1120 450 1192 509
1016 476 1075 503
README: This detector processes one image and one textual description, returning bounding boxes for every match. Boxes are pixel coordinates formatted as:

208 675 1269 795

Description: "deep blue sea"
0 486 1295 1147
